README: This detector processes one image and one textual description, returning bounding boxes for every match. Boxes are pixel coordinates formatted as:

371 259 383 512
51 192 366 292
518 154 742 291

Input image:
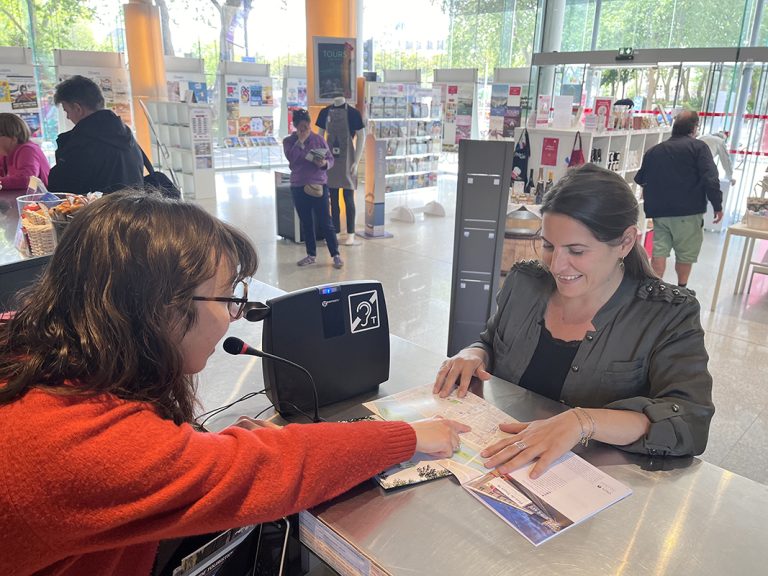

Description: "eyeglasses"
192 279 249 320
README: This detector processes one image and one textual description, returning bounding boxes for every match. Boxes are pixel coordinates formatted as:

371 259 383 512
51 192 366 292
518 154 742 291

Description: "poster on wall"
312 36 356 105
285 77 307 133
223 74 275 142
0 64 44 140
56 67 132 128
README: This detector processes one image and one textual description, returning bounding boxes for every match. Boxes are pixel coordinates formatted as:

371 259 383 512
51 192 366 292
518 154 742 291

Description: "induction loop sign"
349 290 380 333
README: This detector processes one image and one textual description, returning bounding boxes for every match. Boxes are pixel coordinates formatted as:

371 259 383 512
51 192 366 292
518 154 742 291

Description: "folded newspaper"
364 385 632 546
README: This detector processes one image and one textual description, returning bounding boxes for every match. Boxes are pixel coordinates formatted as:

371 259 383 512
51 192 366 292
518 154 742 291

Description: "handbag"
141 149 181 199
303 183 324 197
512 129 530 183
568 131 586 169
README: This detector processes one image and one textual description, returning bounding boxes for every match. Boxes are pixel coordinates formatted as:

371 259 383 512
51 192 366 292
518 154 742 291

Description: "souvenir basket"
19 208 57 257
15 193 91 256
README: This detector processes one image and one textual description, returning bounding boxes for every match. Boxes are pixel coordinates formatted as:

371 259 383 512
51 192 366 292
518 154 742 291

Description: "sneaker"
297 255 316 267
332 255 344 269
344 233 359 246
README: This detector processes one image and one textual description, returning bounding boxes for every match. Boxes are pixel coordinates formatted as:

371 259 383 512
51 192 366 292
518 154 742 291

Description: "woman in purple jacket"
0 113 50 192
282 108 343 269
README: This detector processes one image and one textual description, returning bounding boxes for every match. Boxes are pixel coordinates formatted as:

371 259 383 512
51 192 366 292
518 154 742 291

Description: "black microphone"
223 336 321 423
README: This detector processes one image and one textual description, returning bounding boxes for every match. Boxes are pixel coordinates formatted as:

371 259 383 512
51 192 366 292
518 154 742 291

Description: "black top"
48 109 144 195
315 103 365 136
634 134 722 217
517 322 580 402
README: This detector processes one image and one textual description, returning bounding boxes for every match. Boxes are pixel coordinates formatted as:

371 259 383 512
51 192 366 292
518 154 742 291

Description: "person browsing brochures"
0 191 468 576
433 164 713 479
283 108 344 269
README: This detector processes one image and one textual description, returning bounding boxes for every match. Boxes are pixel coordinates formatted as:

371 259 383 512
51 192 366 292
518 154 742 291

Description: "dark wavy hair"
0 191 258 424
540 163 656 280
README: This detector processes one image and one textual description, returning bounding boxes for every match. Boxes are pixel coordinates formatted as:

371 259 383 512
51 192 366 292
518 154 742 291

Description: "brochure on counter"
364 385 632 546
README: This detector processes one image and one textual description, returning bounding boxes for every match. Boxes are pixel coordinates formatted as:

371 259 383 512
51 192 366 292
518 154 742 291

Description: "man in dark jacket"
635 110 722 287
48 75 143 195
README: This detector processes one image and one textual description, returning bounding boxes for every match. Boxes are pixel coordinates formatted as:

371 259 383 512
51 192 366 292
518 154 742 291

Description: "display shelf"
366 83 442 194
143 100 215 200
514 126 671 187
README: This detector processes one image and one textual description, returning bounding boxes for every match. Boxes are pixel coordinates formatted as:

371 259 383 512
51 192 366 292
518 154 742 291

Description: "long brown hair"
540 163 656 280
0 191 258 423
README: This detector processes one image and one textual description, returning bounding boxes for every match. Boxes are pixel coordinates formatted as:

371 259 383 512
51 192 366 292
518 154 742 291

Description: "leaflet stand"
217 61 280 170
280 65 307 139
488 67 532 141
433 68 479 151
54 49 133 131
369 70 445 223
164 56 207 103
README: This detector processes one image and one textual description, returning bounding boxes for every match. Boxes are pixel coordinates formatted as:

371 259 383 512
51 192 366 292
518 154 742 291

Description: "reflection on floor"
206 168 768 486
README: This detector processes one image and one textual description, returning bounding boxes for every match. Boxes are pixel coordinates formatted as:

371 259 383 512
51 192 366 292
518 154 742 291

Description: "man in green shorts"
635 111 723 287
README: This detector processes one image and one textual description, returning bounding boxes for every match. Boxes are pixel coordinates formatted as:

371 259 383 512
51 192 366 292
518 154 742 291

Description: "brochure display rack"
143 100 215 200
488 68 532 141
434 68 479 151
54 49 132 130
0 47 44 140
164 56 208 104
216 61 281 170
364 80 445 223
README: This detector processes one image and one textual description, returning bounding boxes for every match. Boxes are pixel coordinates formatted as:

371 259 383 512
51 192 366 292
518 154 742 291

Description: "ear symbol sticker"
348 290 381 334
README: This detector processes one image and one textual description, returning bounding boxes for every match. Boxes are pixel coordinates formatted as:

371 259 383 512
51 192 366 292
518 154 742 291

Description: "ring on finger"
514 440 527 451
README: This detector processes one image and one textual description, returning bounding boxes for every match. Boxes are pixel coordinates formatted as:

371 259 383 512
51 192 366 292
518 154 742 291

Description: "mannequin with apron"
317 96 366 246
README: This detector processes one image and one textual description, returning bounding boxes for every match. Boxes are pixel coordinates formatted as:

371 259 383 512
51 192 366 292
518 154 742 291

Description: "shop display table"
710 222 768 311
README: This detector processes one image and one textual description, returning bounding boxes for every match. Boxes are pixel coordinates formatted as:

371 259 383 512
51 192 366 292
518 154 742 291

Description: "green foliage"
0 0 111 62
560 0 750 51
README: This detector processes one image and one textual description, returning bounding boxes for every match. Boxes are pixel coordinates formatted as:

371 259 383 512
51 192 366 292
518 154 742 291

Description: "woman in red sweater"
0 112 50 191
0 191 468 576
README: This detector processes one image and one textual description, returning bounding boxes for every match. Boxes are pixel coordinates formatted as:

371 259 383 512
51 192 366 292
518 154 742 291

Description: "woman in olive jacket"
434 164 714 479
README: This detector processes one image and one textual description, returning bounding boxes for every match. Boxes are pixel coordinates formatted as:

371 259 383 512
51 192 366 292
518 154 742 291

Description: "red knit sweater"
0 390 416 576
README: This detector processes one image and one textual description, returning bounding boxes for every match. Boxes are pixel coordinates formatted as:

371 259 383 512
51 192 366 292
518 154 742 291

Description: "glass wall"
363 0 540 83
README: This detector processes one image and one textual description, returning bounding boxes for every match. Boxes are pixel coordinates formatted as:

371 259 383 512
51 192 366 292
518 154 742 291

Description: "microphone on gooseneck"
222 336 321 423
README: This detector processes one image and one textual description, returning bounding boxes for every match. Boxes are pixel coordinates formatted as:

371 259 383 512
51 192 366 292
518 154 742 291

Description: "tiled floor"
204 166 768 486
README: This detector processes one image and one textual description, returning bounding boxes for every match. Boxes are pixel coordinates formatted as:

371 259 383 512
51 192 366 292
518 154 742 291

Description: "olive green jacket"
471 261 714 457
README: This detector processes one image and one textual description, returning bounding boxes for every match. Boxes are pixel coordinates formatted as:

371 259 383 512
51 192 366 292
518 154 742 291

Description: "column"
305 0 358 124
537 0 567 100
123 0 167 159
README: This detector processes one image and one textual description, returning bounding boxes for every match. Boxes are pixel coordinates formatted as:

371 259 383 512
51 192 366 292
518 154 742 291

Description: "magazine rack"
142 100 215 200
364 81 445 224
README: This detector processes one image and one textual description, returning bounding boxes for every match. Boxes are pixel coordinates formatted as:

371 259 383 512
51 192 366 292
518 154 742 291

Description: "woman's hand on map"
411 418 472 458
432 348 492 399
480 412 582 479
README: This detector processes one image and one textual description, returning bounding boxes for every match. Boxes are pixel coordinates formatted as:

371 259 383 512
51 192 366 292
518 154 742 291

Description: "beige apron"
325 104 357 190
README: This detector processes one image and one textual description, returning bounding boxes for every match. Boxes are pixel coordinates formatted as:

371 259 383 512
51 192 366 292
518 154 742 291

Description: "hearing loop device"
260 281 389 416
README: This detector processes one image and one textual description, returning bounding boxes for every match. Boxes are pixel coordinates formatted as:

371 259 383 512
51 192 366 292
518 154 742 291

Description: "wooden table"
710 222 768 311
